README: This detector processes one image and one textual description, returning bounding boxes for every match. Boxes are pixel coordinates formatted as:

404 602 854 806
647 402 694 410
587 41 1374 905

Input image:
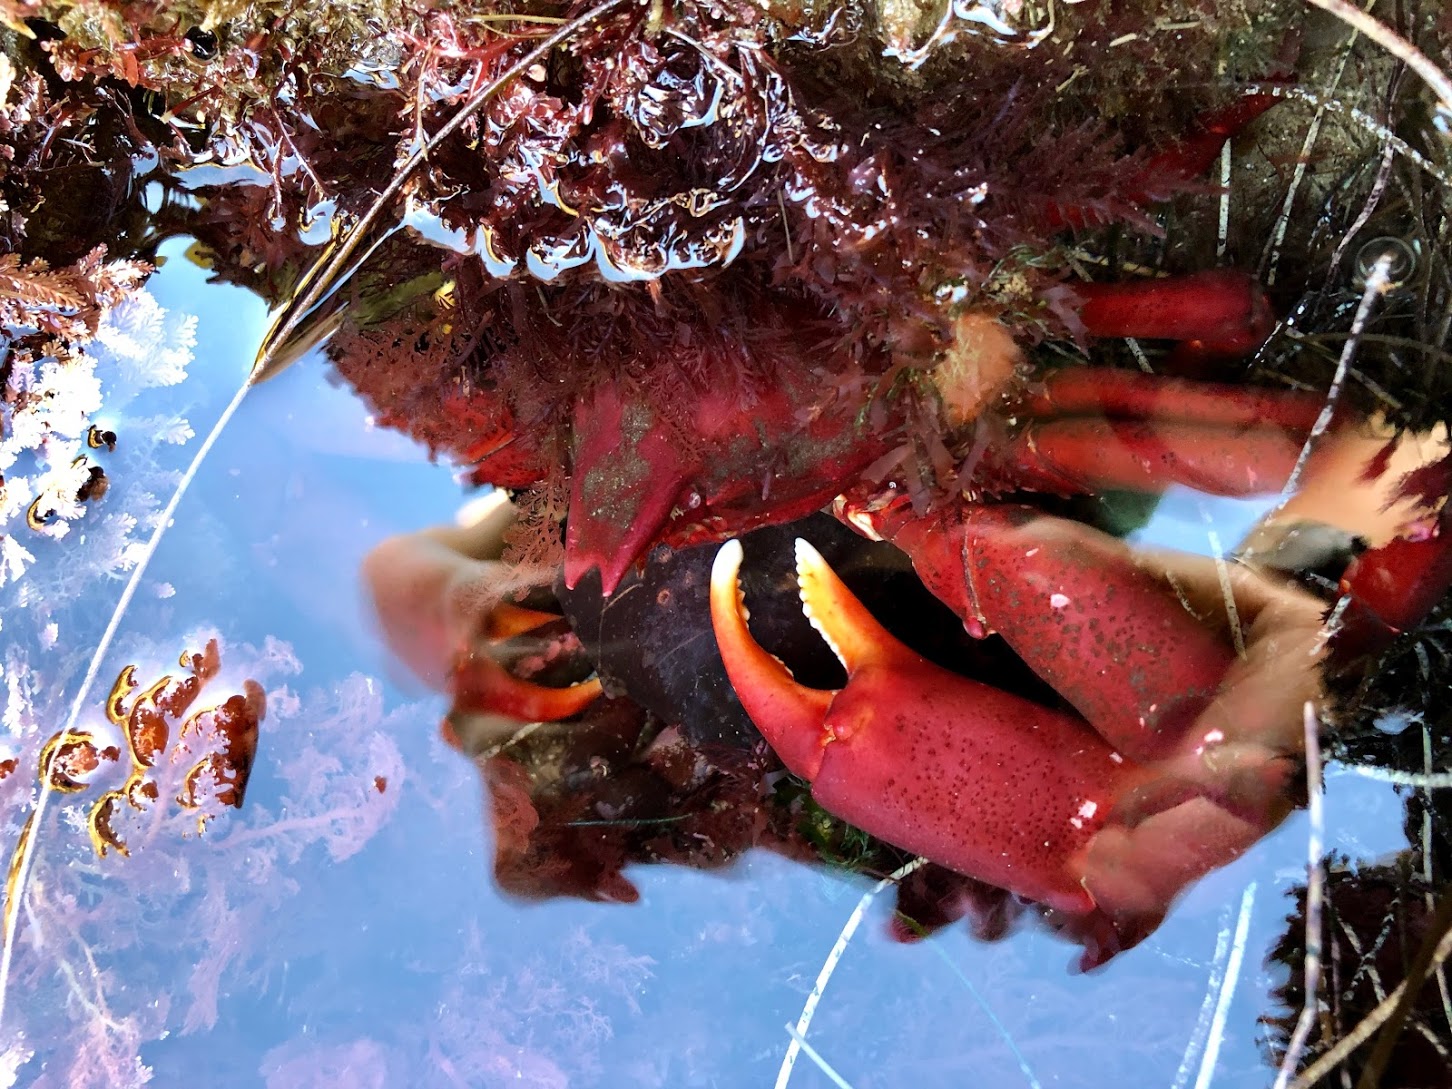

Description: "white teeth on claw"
715 538 807 678
794 538 848 670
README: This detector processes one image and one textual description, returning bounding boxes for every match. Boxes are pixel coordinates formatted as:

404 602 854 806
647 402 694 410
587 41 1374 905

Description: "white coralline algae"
0 283 196 627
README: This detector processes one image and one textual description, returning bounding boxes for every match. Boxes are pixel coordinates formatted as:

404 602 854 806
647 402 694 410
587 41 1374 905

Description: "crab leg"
993 368 1335 497
1047 95 1280 232
706 542 833 777
1001 419 1311 497
565 376 887 594
1332 506 1452 664
1136 95 1282 191
450 590 603 723
363 505 603 725
1064 270 1275 358
766 498 1329 964
1018 368 1327 433
565 383 698 594
710 537 1139 916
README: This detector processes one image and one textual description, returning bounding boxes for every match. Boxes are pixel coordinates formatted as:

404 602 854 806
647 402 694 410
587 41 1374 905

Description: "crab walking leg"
1045 95 1281 232
991 369 1337 498
1136 95 1282 190
1333 507 1452 663
1240 426 1452 663
1063 270 1275 357
998 360 1347 499
1018 369 1328 433
710 538 1140 916
1003 412 1325 498
1002 418 1313 497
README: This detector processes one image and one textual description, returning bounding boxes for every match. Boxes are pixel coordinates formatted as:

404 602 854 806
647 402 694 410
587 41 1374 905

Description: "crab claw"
452 596 603 724
708 539 832 777
710 537 1140 916
452 650 603 724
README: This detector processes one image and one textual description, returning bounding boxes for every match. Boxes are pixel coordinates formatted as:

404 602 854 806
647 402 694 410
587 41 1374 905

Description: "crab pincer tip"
793 537 916 674
715 537 744 574
709 539 832 780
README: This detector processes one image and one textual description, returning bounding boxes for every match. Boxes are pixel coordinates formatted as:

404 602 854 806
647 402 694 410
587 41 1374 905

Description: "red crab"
370 403 1452 967
352 50 1452 965
708 454 1452 966
420 370 1452 960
